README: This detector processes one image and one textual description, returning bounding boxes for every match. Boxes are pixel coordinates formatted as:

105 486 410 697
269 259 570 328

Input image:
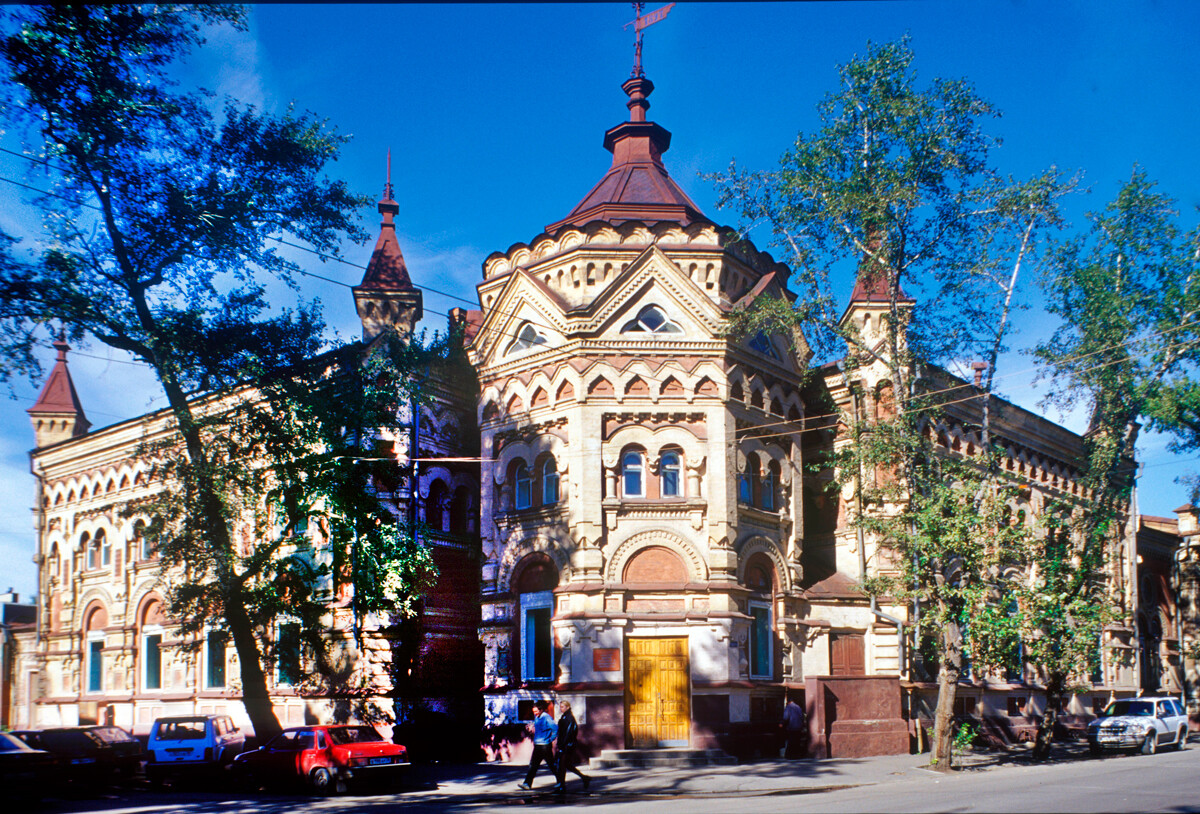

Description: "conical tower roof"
545 74 708 234
356 152 415 292
28 338 90 447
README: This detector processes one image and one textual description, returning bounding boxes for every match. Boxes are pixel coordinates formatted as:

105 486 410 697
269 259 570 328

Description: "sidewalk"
411 744 1079 804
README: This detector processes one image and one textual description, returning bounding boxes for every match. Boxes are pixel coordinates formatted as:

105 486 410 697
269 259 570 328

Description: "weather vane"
625 2 674 78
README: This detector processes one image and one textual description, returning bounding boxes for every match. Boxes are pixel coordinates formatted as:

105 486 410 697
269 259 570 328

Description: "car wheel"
310 767 334 795
1088 742 1102 757
1141 733 1157 755
1176 728 1188 751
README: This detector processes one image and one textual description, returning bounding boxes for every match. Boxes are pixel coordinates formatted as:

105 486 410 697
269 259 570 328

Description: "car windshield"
327 726 385 745
41 730 100 749
90 727 134 743
0 733 28 751
1104 700 1154 717
156 720 207 740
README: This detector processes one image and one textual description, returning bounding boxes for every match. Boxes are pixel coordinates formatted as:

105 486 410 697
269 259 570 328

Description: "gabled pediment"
578 245 726 339
469 269 572 368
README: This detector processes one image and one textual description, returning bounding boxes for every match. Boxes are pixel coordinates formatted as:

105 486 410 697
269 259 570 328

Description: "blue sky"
1 1 1198 601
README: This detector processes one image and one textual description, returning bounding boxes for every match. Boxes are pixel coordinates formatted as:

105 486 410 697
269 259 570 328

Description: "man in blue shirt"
519 700 558 790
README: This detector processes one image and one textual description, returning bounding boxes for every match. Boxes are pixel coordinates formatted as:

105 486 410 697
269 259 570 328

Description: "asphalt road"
18 747 1200 814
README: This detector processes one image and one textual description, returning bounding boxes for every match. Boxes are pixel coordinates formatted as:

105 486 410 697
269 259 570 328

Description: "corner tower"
471 59 814 759
28 339 90 448
353 155 423 342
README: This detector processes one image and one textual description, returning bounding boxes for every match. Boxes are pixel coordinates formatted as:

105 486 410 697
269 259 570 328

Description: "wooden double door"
625 637 690 747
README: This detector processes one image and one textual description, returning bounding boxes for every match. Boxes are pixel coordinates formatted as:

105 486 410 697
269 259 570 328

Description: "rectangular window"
277 623 300 686
87 637 103 693
143 632 162 690
206 631 227 688
749 602 771 678
520 591 554 682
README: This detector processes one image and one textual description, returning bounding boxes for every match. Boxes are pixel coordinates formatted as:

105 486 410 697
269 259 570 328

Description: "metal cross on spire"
625 2 675 78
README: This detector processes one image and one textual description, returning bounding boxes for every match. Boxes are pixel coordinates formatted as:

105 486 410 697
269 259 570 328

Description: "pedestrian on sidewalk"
552 700 591 793
518 700 558 790
781 694 806 759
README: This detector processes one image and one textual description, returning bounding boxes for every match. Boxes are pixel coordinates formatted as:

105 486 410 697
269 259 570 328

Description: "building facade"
13 63 1177 758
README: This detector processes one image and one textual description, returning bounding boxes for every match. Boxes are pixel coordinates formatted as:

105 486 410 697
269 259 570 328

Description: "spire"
545 72 707 234
353 152 423 342
28 338 90 448
358 149 412 292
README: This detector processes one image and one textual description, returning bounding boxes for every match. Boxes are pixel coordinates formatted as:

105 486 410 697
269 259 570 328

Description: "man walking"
518 700 558 790
552 700 591 793
781 695 806 759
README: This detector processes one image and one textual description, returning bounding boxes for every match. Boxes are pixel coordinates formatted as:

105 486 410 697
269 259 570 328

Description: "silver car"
1087 697 1190 755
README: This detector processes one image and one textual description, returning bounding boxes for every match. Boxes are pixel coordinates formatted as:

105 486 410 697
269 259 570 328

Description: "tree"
711 37 1071 765
1032 169 1200 756
0 4 436 740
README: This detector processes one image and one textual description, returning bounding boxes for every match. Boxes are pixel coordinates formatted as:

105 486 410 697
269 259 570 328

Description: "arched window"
141 599 165 692
542 458 560 506
426 480 449 531
450 486 471 533
84 605 107 694
762 460 780 511
622 450 645 497
660 450 682 498
514 558 559 683
514 462 532 510
98 529 111 568
621 304 683 334
81 532 96 571
739 453 762 506
506 323 548 355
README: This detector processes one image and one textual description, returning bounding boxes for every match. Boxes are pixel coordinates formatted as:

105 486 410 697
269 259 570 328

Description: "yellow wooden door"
626 637 690 747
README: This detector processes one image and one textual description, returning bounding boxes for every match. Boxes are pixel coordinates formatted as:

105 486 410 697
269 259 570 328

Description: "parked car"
1087 696 1190 755
0 730 57 802
233 724 407 794
12 726 135 789
146 714 245 786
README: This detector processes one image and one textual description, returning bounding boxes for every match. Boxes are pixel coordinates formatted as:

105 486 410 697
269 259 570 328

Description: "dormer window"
749 331 780 360
507 323 548 355
622 305 682 335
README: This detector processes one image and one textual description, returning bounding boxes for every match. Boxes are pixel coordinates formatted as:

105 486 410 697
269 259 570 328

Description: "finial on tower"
625 2 674 78
383 148 394 203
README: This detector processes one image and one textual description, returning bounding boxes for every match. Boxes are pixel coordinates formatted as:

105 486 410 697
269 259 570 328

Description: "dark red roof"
356 193 414 292
848 268 915 304
545 75 708 234
28 340 88 421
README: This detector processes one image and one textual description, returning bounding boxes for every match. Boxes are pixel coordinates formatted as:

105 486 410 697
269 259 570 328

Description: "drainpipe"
29 457 46 729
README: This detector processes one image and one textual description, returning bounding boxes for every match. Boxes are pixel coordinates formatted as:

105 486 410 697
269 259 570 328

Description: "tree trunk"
225 584 283 742
931 625 963 766
159 375 284 742
1033 673 1064 761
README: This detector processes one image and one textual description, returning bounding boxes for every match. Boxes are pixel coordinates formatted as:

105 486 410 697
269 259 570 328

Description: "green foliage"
0 5 440 740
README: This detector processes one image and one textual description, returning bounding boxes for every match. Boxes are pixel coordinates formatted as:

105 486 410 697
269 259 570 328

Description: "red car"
232 725 406 793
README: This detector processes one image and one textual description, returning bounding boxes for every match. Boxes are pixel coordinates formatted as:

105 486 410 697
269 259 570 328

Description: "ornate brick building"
18 184 481 749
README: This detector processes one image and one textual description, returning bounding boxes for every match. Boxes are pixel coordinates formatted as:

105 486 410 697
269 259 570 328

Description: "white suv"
1087 696 1190 755
146 715 245 784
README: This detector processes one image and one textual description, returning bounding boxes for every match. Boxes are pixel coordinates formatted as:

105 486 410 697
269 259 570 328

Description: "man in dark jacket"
553 700 591 792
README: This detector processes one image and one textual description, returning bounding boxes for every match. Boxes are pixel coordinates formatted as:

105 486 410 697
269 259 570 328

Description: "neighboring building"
0 590 36 729
1171 505 1200 727
18 183 481 747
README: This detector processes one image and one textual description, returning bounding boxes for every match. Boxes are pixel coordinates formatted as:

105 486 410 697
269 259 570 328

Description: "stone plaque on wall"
593 648 620 672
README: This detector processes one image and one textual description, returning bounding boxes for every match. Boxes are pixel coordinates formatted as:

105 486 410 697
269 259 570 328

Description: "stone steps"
588 747 738 769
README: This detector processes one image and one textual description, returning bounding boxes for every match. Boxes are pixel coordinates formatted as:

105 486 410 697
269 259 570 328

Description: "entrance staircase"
588 748 737 769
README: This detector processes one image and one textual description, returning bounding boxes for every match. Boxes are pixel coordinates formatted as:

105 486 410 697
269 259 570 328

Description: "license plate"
71 757 96 764
368 757 392 765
